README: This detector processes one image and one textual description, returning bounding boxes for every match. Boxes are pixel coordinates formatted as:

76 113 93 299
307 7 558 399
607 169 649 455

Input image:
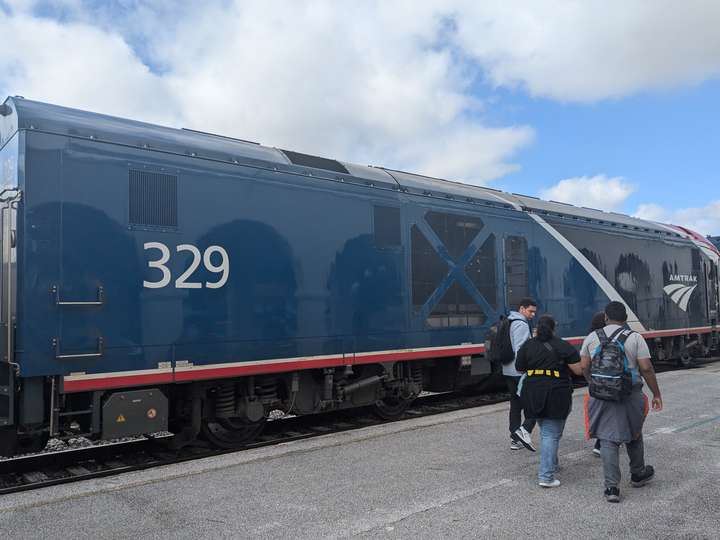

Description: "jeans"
505 376 536 436
600 436 645 488
537 417 566 482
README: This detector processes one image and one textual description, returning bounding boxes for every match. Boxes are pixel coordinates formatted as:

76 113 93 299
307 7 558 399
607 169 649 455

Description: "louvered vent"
281 150 349 174
129 170 178 228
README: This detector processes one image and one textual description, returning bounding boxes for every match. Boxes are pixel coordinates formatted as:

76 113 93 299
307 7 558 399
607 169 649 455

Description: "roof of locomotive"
0 96 689 239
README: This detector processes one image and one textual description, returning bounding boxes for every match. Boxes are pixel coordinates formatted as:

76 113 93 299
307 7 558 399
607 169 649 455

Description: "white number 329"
143 242 230 289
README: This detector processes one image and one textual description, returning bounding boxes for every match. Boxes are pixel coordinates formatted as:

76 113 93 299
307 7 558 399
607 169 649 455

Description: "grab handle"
51 285 104 306
53 337 104 359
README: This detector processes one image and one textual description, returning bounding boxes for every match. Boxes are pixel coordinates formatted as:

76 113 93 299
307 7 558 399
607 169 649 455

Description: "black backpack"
589 328 634 401
489 317 526 366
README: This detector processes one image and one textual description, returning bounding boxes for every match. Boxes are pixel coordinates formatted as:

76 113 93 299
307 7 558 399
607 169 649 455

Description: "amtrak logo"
663 274 698 312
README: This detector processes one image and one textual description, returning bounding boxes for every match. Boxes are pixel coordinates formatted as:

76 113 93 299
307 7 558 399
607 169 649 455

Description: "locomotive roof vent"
280 149 350 175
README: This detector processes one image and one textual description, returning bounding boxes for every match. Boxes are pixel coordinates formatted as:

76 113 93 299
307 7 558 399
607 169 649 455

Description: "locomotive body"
0 97 717 454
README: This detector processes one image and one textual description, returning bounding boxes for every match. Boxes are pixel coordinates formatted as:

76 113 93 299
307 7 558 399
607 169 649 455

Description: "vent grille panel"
281 150 349 174
129 170 178 228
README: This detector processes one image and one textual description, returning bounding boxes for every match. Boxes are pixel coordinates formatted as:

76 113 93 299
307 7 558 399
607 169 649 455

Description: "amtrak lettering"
668 274 698 283
663 273 698 312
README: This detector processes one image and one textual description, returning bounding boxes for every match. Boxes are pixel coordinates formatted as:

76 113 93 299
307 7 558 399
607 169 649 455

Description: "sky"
1 0 719 235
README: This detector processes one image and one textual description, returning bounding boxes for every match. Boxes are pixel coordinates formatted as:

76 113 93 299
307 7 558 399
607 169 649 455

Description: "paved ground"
1 364 719 539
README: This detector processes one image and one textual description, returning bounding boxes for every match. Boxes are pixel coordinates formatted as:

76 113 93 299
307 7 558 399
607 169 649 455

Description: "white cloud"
633 203 667 222
635 201 720 236
0 14 181 125
0 2 533 185
151 1 537 185
452 1 720 101
1 1 720 186
539 175 636 211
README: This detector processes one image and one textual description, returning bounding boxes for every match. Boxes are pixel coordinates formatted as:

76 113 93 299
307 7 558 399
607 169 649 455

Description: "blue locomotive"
0 97 717 455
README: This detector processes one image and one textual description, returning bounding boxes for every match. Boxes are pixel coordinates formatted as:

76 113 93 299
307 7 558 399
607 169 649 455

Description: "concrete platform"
1 365 719 539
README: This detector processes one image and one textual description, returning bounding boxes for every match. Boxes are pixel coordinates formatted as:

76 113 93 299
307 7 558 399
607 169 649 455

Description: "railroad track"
1 358 713 496
0 389 510 495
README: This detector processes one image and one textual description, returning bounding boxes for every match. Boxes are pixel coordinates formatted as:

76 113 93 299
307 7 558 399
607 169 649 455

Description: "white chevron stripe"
678 285 697 312
670 286 692 304
664 283 697 312
663 283 685 296
527 213 647 332
482 191 647 332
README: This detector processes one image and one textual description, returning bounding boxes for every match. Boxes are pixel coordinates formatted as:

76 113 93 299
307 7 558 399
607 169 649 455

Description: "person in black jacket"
516 315 583 488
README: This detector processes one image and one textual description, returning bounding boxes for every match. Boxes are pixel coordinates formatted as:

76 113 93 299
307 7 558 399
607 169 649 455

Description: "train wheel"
678 352 696 369
372 395 414 420
201 417 265 449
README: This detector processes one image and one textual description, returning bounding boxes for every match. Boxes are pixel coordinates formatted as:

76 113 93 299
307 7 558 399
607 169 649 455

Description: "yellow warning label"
116 414 126 423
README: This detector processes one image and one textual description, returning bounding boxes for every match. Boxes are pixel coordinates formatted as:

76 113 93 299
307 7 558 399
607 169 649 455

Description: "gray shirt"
502 311 531 377
580 324 651 382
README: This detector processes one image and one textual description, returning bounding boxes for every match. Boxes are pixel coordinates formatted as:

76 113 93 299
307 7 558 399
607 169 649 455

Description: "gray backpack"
589 328 633 401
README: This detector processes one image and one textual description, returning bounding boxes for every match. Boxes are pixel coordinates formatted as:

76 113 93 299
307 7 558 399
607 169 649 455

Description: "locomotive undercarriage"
191 360 428 448
0 332 716 456
650 329 719 368
1 358 460 455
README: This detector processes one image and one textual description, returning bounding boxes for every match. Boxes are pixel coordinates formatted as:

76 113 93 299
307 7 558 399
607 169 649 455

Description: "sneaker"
592 440 601 457
539 479 561 488
512 426 536 452
604 487 620 502
631 465 655 487
510 440 523 450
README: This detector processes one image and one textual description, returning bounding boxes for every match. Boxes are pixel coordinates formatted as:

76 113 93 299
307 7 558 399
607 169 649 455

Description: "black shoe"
604 487 620 503
631 465 655 487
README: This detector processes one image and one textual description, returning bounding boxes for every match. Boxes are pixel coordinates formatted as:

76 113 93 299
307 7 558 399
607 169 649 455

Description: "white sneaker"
512 426 536 452
510 440 522 450
539 479 561 488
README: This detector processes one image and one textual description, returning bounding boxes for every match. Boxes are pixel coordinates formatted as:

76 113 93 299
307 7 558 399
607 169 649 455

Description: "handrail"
51 285 104 306
52 337 104 359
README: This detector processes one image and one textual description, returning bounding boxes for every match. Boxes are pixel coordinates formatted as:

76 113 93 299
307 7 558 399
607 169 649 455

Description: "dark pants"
600 436 645 488
505 376 536 436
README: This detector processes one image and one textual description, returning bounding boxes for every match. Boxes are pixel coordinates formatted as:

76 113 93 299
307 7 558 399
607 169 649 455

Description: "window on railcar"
411 224 446 309
427 282 487 328
505 236 529 308
467 234 497 309
426 211 484 259
411 211 493 328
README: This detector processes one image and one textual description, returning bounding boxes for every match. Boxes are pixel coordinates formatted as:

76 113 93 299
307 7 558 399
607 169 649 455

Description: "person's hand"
651 395 663 411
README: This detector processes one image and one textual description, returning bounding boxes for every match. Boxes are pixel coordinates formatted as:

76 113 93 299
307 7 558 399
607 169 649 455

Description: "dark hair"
518 297 537 309
604 301 628 323
590 311 606 331
536 315 556 342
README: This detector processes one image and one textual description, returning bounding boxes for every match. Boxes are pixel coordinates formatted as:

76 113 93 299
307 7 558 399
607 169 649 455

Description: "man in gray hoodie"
505 298 538 451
